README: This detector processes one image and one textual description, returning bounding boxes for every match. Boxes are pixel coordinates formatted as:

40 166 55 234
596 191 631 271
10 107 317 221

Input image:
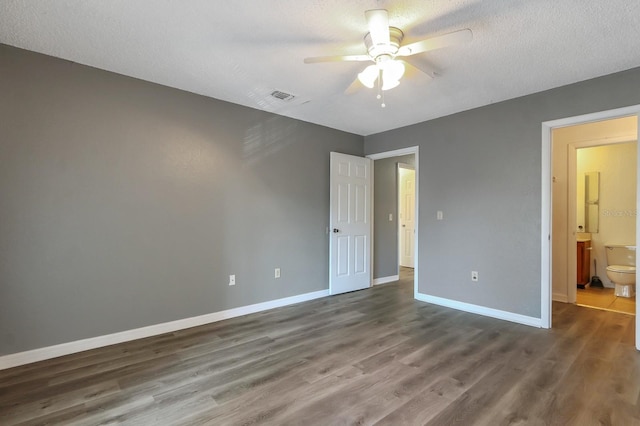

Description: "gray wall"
365 67 640 318
373 155 414 279
0 44 363 355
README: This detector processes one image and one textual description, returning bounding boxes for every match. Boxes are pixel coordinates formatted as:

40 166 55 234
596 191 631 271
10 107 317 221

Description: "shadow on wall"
243 115 299 167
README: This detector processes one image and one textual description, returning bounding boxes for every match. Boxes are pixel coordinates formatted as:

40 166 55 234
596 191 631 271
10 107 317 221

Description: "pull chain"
376 68 385 107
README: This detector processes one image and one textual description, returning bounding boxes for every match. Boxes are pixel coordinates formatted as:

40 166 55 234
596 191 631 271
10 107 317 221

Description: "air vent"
270 90 296 101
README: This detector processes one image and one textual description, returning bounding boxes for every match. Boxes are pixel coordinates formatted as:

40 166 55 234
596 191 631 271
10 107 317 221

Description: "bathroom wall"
552 117 637 300
577 142 637 287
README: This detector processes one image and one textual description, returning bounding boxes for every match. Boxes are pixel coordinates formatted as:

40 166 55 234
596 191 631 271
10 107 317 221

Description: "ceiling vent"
270 90 296 101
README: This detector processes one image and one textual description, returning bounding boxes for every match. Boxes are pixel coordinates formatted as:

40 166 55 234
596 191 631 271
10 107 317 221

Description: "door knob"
333 228 340 233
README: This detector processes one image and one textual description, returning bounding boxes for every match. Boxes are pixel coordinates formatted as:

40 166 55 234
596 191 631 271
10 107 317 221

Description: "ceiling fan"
304 9 472 106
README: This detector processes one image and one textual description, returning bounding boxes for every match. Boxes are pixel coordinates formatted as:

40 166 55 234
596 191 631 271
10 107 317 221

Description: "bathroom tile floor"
576 286 636 315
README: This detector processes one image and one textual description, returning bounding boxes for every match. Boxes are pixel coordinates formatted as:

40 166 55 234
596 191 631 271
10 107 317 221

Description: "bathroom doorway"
557 120 638 315
574 141 636 315
542 105 640 350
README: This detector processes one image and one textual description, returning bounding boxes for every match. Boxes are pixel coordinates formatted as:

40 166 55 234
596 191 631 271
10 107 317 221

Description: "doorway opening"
552 118 637 316
368 147 419 298
541 105 640 350
398 163 415 270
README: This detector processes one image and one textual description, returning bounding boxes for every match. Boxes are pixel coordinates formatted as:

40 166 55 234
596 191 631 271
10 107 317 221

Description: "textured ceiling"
2 1 640 136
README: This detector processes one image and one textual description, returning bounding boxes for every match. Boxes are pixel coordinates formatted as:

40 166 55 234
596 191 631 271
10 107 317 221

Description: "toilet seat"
606 265 636 274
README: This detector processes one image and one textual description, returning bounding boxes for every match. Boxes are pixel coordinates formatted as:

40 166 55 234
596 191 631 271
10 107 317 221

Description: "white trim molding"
0 289 329 371
415 292 542 328
373 275 399 285
367 146 417 160
552 292 569 303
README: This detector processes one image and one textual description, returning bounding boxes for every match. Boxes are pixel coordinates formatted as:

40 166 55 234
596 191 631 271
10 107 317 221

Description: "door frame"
368 146 419 298
541 105 640 350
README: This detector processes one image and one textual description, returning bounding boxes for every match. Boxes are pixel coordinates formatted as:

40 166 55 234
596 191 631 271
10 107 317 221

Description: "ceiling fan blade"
399 60 436 81
365 9 390 46
304 54 371 64
344 77 363 95
397 29 472 57
399 59 437 79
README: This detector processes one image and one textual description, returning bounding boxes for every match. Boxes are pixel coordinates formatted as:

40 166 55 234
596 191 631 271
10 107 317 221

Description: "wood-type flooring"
1 268 639 425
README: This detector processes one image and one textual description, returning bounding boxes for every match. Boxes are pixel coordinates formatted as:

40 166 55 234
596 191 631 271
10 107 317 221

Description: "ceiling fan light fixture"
381 78 400 91
303 8 473 101
358 65 379 88
381 60 405 81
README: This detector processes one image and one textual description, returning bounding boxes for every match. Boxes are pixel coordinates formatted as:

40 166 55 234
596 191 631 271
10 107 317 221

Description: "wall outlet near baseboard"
229 274 236 286
471 271 479 282
275 268 281 279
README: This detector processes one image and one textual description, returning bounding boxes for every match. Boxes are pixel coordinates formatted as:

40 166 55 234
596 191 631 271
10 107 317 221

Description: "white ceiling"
2 1 640 136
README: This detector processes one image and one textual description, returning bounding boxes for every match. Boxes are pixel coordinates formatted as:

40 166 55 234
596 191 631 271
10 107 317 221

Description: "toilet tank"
605 245 636 266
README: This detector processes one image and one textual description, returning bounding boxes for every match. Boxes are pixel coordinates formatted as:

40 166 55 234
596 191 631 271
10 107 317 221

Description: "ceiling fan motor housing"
364 27 404 61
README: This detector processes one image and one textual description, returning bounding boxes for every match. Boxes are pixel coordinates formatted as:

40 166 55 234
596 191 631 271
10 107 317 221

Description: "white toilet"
605 245 636 298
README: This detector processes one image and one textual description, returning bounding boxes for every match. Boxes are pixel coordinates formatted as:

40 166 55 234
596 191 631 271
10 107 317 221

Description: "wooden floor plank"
1 267 639 425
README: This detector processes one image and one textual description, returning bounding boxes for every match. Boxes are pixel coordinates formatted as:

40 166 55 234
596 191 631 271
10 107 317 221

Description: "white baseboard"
553 292 569 303
373 275 399 285
415 292 542 328
0 289 330 371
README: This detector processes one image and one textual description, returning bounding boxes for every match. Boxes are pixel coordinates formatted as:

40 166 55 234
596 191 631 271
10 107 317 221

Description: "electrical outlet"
437 211 443 220
229 274 236 286
275 268 281 278
471 271 479 282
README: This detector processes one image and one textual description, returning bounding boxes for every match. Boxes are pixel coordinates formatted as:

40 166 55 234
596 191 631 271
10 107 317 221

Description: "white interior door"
330 152 372 295
398 165 415 267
